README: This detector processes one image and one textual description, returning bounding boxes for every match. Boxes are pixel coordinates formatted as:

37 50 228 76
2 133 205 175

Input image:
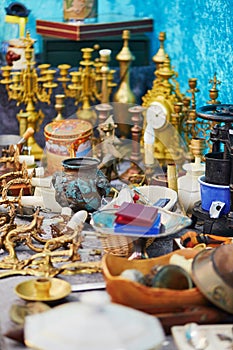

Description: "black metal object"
191 105 233 233
5 2 30 17
191 201 226 234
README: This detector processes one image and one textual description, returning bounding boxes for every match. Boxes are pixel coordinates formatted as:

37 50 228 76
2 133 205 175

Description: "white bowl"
24 292 165 350
101 185 177 212
136 185 177 211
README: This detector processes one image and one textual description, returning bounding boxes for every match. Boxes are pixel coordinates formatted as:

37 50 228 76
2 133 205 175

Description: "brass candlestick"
118 105 146 185
93 103 114 160
129 105 144 163
95 103 113 124
57 47 116 111
207 73 221 105
53 94 65 121
152 32 167 70
180 78 200 155
183 74 222 154
0 32 57 160
187 78 199 110
189 137 206 163
113 30 136 104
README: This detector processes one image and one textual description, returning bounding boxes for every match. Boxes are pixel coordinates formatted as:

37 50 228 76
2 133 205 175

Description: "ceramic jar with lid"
44 119 93 175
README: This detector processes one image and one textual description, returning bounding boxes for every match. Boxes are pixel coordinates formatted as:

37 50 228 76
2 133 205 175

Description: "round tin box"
44 119 92 174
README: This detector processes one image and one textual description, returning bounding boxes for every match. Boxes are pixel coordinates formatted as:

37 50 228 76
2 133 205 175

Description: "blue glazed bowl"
198 175 231 215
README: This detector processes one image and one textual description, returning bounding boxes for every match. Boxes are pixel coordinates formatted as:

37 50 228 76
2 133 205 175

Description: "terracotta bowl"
102 249 207 314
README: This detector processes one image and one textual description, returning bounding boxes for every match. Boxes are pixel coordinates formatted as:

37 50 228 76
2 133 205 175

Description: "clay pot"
52 157 111 212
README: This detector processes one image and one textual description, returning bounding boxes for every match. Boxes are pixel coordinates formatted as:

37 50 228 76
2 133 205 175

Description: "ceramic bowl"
102 249 207 314
24 292 165 350
101 185 177 212
135 185 178 211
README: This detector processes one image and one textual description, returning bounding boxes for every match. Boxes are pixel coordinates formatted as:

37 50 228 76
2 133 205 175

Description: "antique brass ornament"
142 32 189 165
152 31 166 69
0 149 102 278
57 46 116 115
181 73 222 153
0 32 58 160
53 94 65 121
207 72 221 105
113 30 136 104
142 51 186 166
141 32 223 167
0 205 102 278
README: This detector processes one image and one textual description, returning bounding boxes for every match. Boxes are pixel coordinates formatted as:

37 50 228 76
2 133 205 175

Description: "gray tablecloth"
0 215 179 350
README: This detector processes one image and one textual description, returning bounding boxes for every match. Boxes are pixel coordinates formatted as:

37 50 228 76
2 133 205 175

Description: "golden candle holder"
113 30 136 104
187 78 200 110
152 32 167 70
182 74 222 154
53 94 65 121
207 72 221 105
189 137 206 163
57 46 116 113
0 32 57 160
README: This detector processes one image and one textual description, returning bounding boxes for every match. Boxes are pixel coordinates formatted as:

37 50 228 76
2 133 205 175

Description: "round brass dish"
15 278 71 302
10 302 51 325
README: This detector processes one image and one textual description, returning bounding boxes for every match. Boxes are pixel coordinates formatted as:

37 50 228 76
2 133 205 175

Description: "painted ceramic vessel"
44 119 92 175
52 157 111 212
178 163 205 214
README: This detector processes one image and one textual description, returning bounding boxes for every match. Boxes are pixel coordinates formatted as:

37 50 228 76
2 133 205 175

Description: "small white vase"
178 162 205 214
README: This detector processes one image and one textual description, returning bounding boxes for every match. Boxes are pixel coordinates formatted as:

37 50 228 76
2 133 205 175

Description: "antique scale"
192 104 233 233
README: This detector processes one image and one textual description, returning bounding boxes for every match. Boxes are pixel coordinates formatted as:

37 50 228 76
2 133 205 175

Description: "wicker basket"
98 233 155 258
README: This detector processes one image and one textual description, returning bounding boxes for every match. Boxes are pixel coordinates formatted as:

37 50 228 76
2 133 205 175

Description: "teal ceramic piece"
52 157 111 213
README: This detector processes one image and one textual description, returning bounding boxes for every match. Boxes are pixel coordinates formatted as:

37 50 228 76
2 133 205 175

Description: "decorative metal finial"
153 32 166 69
207 72 221 104
113 30 136 104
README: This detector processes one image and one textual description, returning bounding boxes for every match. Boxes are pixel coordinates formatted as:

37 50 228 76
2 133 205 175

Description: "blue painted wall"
1 0 233 107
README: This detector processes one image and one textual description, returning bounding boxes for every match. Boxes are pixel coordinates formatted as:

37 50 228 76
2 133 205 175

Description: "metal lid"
192 245 233 314
44 119 92 140
5 2 30 17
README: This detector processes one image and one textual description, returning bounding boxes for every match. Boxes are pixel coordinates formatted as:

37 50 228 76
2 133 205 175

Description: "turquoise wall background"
0 0 233 107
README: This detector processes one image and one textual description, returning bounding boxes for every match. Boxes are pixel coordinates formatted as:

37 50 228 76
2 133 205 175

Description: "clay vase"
52 157 111 212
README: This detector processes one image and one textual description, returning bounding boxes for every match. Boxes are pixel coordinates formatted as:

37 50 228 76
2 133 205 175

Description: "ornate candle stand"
152 31 166 70
0 32 57 160
95 103 113 124
118 105 147 185
113 30 136 104
142 53 186 166
128 105 144 163
181 78 200 156
57 47 116 112
182 74 222 153
207 72 221 105
53 94 65 121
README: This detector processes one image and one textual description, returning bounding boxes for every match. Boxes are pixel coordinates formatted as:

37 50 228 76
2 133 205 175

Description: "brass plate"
15 278 71 302
10 302 51 325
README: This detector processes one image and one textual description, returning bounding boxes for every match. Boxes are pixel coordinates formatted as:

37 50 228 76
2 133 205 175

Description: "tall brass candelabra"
57 47 116 121
0 32 57 160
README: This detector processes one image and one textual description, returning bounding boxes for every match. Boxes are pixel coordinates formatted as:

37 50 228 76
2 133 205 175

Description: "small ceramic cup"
34 278 52 297
152 264 193 290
